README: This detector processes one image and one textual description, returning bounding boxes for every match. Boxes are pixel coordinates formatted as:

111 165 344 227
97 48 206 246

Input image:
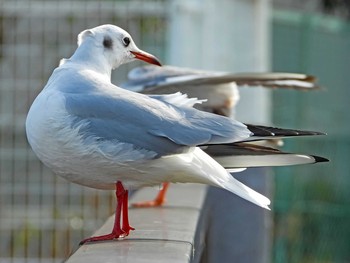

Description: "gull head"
75 24 161 72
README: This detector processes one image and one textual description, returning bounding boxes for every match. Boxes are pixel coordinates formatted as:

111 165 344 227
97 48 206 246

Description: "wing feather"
121 65 319 92
64 82 251 156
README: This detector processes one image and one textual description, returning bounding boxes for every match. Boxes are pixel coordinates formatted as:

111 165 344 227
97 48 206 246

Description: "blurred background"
0 0 349 262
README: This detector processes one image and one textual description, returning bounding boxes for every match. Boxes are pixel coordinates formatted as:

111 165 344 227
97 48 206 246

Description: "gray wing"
64 88 251 157
120 65 221 91
121 65 319 92
126 64 212 80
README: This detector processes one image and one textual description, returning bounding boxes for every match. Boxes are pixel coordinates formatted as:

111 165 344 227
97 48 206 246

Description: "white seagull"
26 24 327 244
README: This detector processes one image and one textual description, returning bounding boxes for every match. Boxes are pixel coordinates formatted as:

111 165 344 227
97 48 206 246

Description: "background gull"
122 65 319 116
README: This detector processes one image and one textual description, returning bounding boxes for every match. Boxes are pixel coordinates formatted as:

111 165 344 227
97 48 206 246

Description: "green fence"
272 10 350 262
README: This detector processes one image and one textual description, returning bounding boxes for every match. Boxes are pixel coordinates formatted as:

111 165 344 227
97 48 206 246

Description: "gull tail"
190 148 271 210
213 174 270 210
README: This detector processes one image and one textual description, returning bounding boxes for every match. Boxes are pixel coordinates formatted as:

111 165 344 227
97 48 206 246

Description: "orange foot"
132 182 170 208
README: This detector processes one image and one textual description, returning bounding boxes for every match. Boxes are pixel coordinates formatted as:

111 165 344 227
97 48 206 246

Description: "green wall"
272 10 350 263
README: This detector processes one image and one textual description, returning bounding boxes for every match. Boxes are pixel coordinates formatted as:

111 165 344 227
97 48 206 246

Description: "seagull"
26 24 327 244
122 65 320 116
121 65 323 207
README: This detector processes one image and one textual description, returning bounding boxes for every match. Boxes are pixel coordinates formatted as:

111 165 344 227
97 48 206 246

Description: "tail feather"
216 175 271 210
190 148 271 210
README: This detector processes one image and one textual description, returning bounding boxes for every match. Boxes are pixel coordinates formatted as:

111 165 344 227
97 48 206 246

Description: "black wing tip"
312 155 330 163
245 124 275 136
245 124 327 137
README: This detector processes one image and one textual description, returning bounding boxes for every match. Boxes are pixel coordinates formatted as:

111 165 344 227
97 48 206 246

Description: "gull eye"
122 37 130 47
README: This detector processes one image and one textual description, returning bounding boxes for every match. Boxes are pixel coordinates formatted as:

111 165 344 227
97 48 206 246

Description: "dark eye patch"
103 36 113 49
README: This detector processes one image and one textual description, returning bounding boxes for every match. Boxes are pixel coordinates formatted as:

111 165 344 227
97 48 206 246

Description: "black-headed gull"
122 65 319 116
26 24 327 244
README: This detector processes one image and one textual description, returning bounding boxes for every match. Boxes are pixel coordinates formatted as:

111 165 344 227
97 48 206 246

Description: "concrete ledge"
65 184 207 263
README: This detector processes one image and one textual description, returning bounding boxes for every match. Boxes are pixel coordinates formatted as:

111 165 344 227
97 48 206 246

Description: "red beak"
131 50 162 66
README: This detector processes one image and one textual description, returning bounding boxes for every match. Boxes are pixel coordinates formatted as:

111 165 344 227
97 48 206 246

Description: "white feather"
152 148 270 209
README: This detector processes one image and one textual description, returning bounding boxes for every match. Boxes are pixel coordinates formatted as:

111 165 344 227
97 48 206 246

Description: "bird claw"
79 233 120 245
79 227 135 245
120 226 135 237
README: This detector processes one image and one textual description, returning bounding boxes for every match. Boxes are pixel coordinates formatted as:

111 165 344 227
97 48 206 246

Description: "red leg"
80 181 133 245
132 182 170 208
121 190 135 236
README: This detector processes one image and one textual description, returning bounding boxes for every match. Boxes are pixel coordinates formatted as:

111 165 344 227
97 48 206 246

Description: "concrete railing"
65 184 207 263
